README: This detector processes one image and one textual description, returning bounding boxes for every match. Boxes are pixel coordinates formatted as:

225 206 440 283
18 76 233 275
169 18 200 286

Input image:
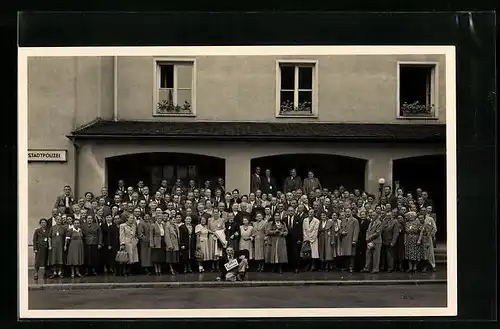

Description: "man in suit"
230 203 243 226
380 210 400 272
99 187 114 207
125 187 135 203
261 169 277 197
250 167 262 194
53 185 75 215
97 197 111 217
239 203 252 222
268 197 278 216
115 179 126 196
383 186 398 209
303 171 322 196
153 191 167 211
362 212 383 273
283 169 303 194
213 188 223 205
139 186 152 205
285 206 304 273
223 192 233 213
422 191 434 208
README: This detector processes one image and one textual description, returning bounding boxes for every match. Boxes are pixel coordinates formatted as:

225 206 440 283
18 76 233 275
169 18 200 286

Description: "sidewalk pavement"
28 265 447 291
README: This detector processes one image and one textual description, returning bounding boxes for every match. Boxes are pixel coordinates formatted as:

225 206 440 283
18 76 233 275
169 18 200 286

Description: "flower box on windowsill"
155 100 194 117
398 101 437 120
278 101 316 118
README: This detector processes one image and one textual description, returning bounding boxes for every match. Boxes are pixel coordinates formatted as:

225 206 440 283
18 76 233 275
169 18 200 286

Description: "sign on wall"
28 149 67 162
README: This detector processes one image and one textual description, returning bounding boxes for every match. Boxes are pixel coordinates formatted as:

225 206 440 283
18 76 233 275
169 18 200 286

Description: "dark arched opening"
106 153 225 193
251 154 367 192
393 154 446 242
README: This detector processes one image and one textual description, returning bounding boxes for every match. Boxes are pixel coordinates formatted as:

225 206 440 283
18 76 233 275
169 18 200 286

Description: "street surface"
29 284 447 309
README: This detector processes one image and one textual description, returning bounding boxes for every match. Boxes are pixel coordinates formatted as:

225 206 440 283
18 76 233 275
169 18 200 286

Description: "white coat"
302 216 320 259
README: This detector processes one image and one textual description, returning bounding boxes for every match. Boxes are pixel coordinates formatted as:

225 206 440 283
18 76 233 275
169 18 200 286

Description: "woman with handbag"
195 216 211 273
119 214 139 276
150 212 166 275
238 217 255 267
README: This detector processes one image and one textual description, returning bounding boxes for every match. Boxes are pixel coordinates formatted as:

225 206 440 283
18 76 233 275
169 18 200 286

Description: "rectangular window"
398 63 437 118
277 61 318 117
155 60 195 116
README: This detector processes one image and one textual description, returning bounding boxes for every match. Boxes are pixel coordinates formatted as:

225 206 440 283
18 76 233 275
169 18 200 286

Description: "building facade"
27 54 447 261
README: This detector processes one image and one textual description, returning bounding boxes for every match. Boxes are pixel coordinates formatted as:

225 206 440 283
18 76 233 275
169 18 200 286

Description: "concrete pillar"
225 154 251 196
364 155 393 197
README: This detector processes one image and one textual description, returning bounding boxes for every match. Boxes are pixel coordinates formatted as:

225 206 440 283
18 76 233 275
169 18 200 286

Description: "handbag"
300 241 312 260
115 250 129 264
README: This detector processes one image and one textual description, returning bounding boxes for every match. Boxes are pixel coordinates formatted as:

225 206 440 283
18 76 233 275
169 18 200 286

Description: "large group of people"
32 167 438 282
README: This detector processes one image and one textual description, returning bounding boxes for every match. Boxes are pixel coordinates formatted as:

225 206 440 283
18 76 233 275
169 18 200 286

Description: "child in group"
236 250 249 281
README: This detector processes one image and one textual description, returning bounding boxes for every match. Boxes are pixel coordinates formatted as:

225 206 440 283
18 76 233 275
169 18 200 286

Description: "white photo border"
18 45 457 318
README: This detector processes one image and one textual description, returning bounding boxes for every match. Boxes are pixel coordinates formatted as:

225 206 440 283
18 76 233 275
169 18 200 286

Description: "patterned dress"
119 223 139 264
404 220 425 261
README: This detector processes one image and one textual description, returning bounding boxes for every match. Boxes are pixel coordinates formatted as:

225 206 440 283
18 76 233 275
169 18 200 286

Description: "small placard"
224 258 238 271
28 150 67 162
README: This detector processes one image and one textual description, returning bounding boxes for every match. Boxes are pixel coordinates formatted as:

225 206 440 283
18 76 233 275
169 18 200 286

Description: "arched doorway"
106 153 225 193
393 154 446 242
251 154 367 192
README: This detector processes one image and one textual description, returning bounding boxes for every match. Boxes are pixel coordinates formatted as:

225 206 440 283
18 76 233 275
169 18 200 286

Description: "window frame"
276 59 319 118
153 58 197 117
396 61 439 120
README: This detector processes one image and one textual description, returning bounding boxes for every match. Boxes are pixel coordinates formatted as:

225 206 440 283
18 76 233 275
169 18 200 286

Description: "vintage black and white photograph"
18 45 456 318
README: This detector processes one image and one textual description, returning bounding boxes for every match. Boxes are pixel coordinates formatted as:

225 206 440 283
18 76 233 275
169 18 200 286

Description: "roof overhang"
68 120 446 143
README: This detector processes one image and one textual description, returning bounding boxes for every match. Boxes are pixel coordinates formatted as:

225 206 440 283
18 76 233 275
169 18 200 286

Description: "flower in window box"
401 101 434 117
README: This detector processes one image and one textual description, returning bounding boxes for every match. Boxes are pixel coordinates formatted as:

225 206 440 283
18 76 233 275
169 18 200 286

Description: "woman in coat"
65 218 84 278
119 214 139 275
195 216 211 273
207 210 225 272
338 209 360 273
302 209 320 271
150 212 166 275
178 216 194 273
317 212 335 271
100 214 119 275
164 214 180 275
48 215 66 278
239 217 255 261
404 212 424 272
82 214 102 276
33 218 49 280
252 212 267 272
137 214 152 275
266 212 288 273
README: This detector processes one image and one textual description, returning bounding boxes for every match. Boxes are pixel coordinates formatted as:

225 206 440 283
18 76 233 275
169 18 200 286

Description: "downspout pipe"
113 56 118 121
73 141 80 199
